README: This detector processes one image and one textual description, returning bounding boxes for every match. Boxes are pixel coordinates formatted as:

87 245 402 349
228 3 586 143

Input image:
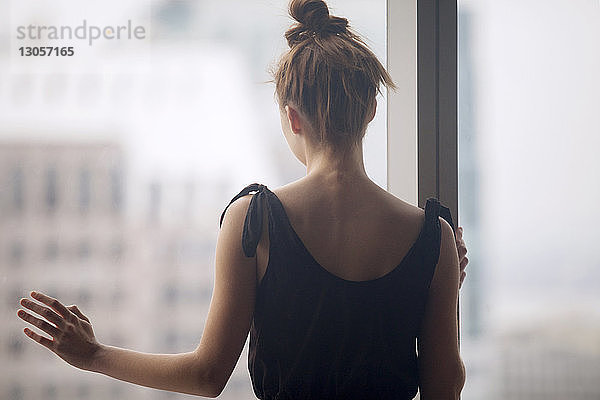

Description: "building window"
110 166 124 214
110 287 124 307
164 284 178 306
77 289 91 308
164 330 177 351
44 239 59 262
109 238 124 262
7 333 24 357
109 383 124 397
8 384 23 400
79 167 91 213
76 384 90 399
6 288 23 308
9 241 24 266
42 384 57 400
45 166 57 212
11 166 24 212
77 240 91 261
149 180 161 222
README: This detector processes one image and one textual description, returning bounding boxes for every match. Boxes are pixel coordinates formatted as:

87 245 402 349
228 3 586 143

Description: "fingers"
17 309 60 338
19 298 66 330
455 227 468 290
30 291 76 323
68 305 90 323
460 256 469 271
455 227 465 243
454 227 462 241
23 327 55 350
455 226 468 268
457 242 467 259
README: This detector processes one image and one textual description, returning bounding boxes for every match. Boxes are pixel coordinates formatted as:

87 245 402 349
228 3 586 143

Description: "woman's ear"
285 105 303 134
368 99 377 123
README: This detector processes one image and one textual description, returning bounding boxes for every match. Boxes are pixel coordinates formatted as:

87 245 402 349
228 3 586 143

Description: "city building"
0 141 252 399
497 314 600 400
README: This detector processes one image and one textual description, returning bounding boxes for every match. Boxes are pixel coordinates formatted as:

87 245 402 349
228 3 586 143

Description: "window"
42 384 57 400
45 166 57 213
108 238 124 262
110 166 123 214
390 2 600 399
78 167 91 213
8 384 23 400
44 239 59 262
7 333 24 357
110 287 124 308
77 240 91 261
9 241 24 266
148 180 161 224
76 289 91 308
455 1 600 398
11 166 24 212
163 284 178 306
75 384 90 399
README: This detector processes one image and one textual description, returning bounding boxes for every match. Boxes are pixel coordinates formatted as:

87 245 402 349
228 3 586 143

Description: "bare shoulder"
270 178 311 201
220 193 253 229
267 178 431 281
272 178 424 222
377 185 425 217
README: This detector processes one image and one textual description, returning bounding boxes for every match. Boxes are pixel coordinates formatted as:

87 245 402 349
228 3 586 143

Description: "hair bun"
286 0 349 46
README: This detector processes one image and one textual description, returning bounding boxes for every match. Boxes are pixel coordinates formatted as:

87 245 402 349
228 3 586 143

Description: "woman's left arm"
17 195 257 398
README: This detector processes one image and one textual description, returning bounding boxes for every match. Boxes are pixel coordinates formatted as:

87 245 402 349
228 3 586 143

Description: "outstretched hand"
17 291 101 371
455 227 468 288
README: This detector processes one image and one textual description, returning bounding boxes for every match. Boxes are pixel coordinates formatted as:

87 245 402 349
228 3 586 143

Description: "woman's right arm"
417 217 466 399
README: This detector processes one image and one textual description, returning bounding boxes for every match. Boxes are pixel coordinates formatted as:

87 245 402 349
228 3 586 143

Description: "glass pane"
458 1 600 398
0 1 386 399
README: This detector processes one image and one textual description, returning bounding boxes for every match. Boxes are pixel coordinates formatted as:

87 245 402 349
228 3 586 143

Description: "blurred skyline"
459 0 600 327
457 1 600 397
0 0 388 190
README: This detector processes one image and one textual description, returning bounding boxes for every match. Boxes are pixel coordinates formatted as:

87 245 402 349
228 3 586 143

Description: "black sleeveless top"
219 183 455 400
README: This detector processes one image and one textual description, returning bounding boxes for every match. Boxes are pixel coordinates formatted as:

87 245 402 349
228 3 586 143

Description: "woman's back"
257 177 425 284
220 178 461 399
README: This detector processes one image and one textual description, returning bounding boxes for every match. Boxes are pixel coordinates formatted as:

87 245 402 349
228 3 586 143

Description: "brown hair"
273 0 396 152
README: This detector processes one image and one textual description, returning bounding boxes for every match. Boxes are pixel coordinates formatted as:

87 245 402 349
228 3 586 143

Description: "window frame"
386 0 458 217
387 0 460 348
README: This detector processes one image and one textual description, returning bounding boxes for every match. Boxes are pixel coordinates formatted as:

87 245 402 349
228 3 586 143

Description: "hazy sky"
0 0 388 190
460 0 600 326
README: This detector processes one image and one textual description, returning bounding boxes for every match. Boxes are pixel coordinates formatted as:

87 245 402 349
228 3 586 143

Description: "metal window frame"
416 0 460 350
387 0 460 351
387 0 458 216
416 0 458 218
386 0 418 204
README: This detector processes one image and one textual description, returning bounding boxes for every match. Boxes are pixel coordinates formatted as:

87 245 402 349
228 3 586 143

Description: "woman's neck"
304 142 371 186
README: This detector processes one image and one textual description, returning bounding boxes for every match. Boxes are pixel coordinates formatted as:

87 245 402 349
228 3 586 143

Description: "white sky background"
1 0 387 192
2 0 278 192
461 0 600 328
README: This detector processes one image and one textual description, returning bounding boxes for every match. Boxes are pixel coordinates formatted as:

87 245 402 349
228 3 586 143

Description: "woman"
17 0 468 398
